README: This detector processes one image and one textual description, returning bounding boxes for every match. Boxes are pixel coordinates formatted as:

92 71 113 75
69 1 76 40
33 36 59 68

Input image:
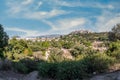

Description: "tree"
0 24 9 57
109 23 120 41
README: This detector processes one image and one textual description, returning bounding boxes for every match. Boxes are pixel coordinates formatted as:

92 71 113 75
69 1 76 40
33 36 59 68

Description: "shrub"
48 48 64 62
107 41 120 60
37 53 115 80
38 62 58 79
81 53 115 74
20 59 38 72
38 61 88 80
70 45 85 58
12 61 28 74
57 61 88 80
4 52 13 60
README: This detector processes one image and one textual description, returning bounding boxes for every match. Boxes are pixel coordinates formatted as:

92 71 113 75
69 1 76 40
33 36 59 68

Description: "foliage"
37 53 115 80
12 58 39 73
61 41 74 49
38 62 58 79
13 61 28 73
70 45 85 57
0 24 9 57
20 59 39 72
57 61 87 80
50 40 62 48
38 61 87 80
81 53 115 73
107 40 120 59
5 38 33 60
70 45 97 58
48 48 64 62
109 23 120 41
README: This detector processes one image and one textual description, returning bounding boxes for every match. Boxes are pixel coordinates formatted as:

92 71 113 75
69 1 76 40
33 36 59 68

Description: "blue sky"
0 0 120 37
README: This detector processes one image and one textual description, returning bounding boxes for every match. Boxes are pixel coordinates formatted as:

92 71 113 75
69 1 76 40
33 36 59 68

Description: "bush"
81 53 115 73
38 62 58 79
57 61 87 80
107 41 120 59
38 61 88 80
12 61 28 74
107 50 120 60
37 53 115 80
48 48 64 62
20 59 38 72
70 45 85 58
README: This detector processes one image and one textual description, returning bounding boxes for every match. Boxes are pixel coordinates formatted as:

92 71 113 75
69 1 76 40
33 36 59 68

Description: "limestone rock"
90 71 120 80
23 71 39 80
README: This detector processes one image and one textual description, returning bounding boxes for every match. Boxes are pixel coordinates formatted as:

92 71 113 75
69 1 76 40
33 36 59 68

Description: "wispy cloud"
95 11 120 32
21 0 33 5
50 0 114 9
23 9 68 19
4 0 120 36
34 1 42 10
5 27 39 37
6 0 68 19
43 18 86 33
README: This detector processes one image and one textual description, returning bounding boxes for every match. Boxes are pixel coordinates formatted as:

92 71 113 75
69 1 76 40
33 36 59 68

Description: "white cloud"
6 0 68 19
5 27 39 37
24 9 68 19
95 11 120 32
6 0 31 14
51 0 114 9
35 1 43 10
21 0 33 5
43 18 86 33
5 0 120 35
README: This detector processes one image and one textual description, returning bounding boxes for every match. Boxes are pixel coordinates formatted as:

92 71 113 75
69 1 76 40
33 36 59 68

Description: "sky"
0 0 120 37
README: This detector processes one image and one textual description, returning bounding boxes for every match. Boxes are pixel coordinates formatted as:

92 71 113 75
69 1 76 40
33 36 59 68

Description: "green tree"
109 23 120 41
0 24 9 57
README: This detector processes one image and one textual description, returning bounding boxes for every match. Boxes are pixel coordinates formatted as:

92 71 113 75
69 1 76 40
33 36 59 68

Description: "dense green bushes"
37 53 115 80
38 61 87 80
2 46 118 80
48 48 64 62
57 61 87 80
12 59 39 74
107 40 120 60
81 53 115 73
13 61 28 73
38 62 58 78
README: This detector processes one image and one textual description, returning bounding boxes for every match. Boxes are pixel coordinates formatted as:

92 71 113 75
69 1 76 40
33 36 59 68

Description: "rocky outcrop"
23 71 39 80
0 71 39 80
90 70 120 80
0 70 120 80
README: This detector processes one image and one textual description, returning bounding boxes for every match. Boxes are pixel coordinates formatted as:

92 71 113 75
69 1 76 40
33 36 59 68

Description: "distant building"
12 36 60 42
70 30 92 35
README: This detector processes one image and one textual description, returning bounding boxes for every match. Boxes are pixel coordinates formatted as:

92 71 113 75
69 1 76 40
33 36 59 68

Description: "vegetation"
109 23 120 41
0 24 9 57
0 23 120 80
